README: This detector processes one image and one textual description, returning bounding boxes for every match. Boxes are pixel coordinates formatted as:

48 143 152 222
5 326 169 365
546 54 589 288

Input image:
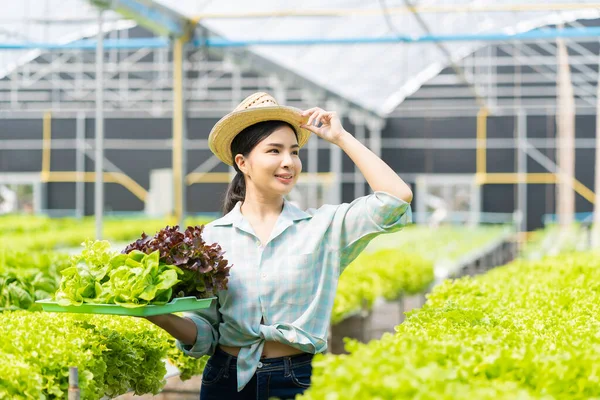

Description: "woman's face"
237 125 302 197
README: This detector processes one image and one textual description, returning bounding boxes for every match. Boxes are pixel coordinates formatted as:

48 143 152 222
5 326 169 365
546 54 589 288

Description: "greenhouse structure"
2 1 600 399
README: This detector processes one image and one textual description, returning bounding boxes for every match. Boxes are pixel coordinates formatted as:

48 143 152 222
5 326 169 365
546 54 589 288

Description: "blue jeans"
200 347 314 400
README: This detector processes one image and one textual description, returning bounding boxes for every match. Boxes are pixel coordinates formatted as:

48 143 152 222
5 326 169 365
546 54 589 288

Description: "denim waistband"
212 346 314 373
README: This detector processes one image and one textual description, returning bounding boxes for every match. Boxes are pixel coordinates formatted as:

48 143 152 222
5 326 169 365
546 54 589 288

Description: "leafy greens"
122 225 232 299
53 225 232 307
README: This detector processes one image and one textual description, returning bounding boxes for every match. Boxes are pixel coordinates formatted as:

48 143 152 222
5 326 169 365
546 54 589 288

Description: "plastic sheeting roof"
158 0 600 115
2 1 600 115
0 0 133 79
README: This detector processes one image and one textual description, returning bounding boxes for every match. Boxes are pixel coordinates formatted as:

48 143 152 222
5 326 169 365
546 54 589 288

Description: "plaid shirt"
177 191 411 391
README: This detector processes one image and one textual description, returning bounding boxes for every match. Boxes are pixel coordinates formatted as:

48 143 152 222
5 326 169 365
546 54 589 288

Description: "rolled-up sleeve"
175 300 220 357
331 191 411 273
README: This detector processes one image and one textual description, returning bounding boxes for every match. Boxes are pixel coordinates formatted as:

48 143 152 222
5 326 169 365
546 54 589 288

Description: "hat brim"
208 106 312 166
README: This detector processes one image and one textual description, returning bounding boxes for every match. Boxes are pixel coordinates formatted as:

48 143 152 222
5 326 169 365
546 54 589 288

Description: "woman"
146 92 413 400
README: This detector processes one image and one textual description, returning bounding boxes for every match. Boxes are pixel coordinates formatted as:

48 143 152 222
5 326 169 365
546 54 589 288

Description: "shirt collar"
212 198 312 228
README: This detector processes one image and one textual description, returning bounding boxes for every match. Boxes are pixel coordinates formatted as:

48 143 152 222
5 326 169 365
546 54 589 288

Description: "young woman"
145 92 413 400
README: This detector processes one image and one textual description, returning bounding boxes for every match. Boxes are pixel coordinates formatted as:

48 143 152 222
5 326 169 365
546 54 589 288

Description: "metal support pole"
326 99 345 205
40 111 51 214
307 133 318 209
76 112 85 219
398 295 405 324
367 118 384 195
517 112 527 232
42 112 51 182
476 107 488 177
351 113 366 199
593 42 600 247
95 9 104 240
556 35 575 229
469 178 481 226
173 37 186 227
68 367 80 400
181 105 188 228
329 144 342 204
304 89 318 208
368 123 382 158
33 182 42 214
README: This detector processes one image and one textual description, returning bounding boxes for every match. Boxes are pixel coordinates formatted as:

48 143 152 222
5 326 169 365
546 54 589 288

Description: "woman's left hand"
301 107 349 145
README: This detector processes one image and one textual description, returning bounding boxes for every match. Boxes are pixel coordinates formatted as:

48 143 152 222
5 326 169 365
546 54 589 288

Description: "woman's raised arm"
301 108 413 203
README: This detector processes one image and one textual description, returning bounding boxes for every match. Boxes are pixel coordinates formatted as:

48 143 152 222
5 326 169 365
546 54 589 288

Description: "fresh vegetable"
53 225 233 307
0 269 57 311
166 344 208 381
0 250 71 311
122 225 232 299
301 253 600 399
0 311 171 399
53 240 183 308
0 215 213 252
332 250 434 324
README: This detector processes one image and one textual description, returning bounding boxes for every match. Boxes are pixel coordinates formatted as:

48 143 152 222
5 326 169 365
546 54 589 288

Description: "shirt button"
257 361 263 368
261 273 267 279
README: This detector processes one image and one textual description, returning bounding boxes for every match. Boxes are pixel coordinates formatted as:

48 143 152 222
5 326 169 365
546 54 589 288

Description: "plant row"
0 235 219 399
0 221 512 398
300 252 600 399
368 225 510 264
519 223 592 260
332 249 434 324
330 225 512 324
0 311 207 400
0 215 212 251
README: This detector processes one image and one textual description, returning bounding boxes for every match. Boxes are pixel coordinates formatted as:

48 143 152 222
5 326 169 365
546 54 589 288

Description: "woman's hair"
222 120 297 214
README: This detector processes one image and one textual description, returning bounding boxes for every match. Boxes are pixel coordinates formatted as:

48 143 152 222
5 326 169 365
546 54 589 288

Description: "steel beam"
76 112 86 219
517 112 527 232
95 9 105 240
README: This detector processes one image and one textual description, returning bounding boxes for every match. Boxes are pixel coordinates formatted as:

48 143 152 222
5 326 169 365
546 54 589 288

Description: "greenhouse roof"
157 0 600 115
0 1 134 82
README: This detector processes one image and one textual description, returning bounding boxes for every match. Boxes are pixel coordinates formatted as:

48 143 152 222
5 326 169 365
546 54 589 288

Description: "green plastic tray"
35 296 216 317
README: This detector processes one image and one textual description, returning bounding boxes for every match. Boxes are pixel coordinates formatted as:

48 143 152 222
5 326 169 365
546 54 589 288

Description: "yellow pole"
480 173 595 204
41 111 52 182
572 180 596 205
173 37 185 224
44 171 148 202
476 107 488 179
482 172 558 184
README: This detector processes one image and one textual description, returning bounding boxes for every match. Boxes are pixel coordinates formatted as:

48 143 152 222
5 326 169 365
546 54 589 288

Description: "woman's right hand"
301 107 349 146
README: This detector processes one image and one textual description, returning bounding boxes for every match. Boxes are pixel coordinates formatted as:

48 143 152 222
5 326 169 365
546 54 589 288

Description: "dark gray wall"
383 115 595 230
0 114 595 230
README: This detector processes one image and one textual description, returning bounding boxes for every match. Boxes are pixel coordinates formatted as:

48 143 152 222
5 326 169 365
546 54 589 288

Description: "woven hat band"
238 93 278 111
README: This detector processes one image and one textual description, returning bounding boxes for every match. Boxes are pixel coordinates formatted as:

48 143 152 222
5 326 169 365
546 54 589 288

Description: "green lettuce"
53 241 183 308
302 253 600 399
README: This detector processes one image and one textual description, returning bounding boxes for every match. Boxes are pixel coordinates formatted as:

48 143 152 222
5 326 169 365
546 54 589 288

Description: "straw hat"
208 92 312 166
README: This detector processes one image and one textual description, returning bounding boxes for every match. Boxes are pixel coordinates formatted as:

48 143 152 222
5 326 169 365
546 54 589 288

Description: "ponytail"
223 170 246 214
